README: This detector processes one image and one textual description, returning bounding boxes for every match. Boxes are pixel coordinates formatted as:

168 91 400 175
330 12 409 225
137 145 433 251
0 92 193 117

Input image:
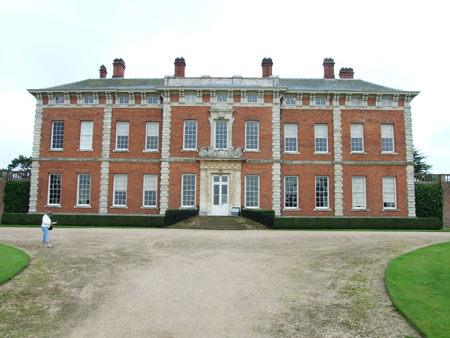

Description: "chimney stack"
339 67 354 79
112 58 126 78
262 58 273 77
174 57 186 77
323 58 335 79
99 65 107 78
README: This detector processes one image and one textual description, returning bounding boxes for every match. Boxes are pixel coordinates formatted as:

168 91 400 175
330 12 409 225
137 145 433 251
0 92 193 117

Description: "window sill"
113 149 129 152
381 152 397 155
283 151 300 155
77 149 93 152
110 205 128 209
245 206 260 209
283 208 301 211
314 208 332 212
351 208 369 212
141 206 158 209
181 149 198 152
350 151 366 155
314 152 331 155
49 149 64 152
382 208 399 212
143 150 159 153
45 204 61 208
74 205 92 209
244 149 261 153
180 206 196 209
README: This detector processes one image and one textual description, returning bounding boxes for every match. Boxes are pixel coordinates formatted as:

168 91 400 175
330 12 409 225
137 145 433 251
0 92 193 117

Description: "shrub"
3 181 30 213
165 208 198 226
273 217 442 230
415 184 443 222
241 209 274 227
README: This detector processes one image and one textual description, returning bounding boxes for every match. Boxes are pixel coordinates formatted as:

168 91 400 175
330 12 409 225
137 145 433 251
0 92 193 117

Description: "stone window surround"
208 106 235 150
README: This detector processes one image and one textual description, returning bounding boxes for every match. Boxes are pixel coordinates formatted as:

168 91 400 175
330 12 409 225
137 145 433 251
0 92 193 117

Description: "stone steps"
168 216 267 230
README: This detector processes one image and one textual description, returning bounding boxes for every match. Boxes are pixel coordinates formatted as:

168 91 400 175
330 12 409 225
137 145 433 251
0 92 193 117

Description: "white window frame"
84 96 94 104
284 123 298 153
351 97 362 106
142 174 158 207
183 120 197 150
55 96 64 104
147 96 159 104
382 176 397 210
247 95 258 103
115 122 129 150
381 98 392 107
314 124 328 153
185 94 197 103
79 121 93 151
315 176 330 209
47 173 62 206
76 173 91 207
284 176 298 209
113 174 128 207
214 120 229 149
381 124 395 153
181 174 196 207
51 121 64 150
352 176 366 210
245 175 260 208
217 94 227 103
119 96 129 104
145 122 159 152
350 124 364 153
285 97 296 105
245 121 259 151
316 97 326 106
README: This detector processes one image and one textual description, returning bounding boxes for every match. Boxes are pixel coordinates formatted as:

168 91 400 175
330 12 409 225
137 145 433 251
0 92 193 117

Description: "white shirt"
42 214 52 228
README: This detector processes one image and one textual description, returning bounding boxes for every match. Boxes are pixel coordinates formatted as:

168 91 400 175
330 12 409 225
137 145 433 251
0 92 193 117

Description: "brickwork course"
27 57 420 217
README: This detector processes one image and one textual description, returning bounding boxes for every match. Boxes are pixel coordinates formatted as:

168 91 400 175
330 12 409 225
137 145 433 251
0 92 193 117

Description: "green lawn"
0 244 30 284
386 242 450 337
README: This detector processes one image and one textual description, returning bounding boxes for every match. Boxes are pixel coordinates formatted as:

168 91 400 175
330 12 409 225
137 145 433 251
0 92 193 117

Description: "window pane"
80 121 93 150
315 176 329 208
245 121 259 150
215 120 228 149
182 174 196 207
119 96 129 104
146 122 159 150
315 124 328 152
284 124 298 152
316 97 326 106
247 95 257 103
55 96 64 104
285 97 296 105
352 176 366 209
77 174 91 205
285 176 298 208
116 122 129 150
217 95 227 102
351 98 361 106
245 175 259 208
84 96 93 104
148 96 158 104
185 94 196 102
351 124 364 152
51 121 64 149
143 175 157 206
114 174 127 206
184 120 197 150
383 176 396 208
48 174 62 205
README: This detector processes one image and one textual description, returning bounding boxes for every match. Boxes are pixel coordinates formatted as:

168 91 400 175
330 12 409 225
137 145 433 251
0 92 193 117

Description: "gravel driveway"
1 227 449 337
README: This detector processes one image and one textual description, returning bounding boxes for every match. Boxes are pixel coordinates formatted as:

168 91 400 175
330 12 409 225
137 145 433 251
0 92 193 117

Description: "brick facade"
28 57 419 217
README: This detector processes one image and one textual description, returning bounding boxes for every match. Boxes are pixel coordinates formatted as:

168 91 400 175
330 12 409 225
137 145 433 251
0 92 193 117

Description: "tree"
413 147 432 175
7 155 32 178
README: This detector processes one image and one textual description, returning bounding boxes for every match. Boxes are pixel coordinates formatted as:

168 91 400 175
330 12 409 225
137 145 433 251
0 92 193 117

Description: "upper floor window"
245 121 259 151
215 120 228 149
145 122 159 151
55 96 64 104
51 121 64 150
185 94 197 102
48 173 62 206
183 120 197 150
381 124 395 153
315 176 329 209
285 97 296 105
247 95 258 103
382 176 397 209
113 174 127 206
77 174 91 206
381 98 392 106
245 175 259 208
119 96 129 104
351 97 361 106
115 122 129 150
350 124 364 153
79 121 93 150
217 94 227 103
147 96 159 104
284 123 298 153
352 176 366 209
84 96 94 104
316 97 326 106
143 174 157 207
314 124 328 153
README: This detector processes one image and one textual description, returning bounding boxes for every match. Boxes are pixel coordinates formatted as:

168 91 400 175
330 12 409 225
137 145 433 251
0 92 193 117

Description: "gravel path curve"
1 228 449 337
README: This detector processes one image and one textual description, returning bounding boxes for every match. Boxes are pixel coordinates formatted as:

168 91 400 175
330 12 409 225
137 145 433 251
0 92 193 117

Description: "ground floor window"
77 174 91 206
48 174 62 205
113 174 128 206
245 175 259 208
382 176 397 209
284 176 298 208
352 176 366 209
315 176 329 209
182 174 196 207
143 175 157 207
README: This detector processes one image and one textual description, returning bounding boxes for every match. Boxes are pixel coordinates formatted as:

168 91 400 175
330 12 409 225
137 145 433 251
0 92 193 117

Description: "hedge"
241 209 274 227
415 184 443 222
273 217 442 230
165 208 199 226
1 213 164 227
3 181 30 213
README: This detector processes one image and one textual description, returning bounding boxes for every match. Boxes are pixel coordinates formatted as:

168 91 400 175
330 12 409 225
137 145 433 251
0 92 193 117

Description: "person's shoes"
41 244 45 247
46 244 52 248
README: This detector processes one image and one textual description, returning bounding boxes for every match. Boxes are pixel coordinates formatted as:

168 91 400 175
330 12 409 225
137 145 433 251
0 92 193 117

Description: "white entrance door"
211 175 229 215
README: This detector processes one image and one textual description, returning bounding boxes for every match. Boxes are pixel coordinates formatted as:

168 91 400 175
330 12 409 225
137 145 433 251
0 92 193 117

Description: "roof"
28 77 418 95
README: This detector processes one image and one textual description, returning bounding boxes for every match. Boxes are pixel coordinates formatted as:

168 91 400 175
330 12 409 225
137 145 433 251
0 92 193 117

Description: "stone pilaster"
404 105 416 216
28 106 43 213
99 106 112 214
272 102 282 215
406 165 416 217
333 103 343 216
159 101 172 214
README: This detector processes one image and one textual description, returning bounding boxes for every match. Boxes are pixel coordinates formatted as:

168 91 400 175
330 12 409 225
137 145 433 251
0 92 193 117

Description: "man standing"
41 211 56 248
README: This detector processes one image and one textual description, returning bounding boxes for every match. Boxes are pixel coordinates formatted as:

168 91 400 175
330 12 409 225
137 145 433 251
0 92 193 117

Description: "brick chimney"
174 57 186 77
99 65 107 78
112 58 125 78
339 67 354 79
262 58 273 77
323 58 335 79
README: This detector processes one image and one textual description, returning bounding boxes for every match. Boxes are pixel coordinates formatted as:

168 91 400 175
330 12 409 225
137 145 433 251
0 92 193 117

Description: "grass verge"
0 244 30 284
385 241 450 337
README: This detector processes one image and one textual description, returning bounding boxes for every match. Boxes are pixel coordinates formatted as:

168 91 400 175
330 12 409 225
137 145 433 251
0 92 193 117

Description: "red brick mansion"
28 57 418 217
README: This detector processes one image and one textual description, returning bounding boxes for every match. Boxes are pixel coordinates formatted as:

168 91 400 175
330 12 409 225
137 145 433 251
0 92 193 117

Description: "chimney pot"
112 58 126 78
323 57 335 79
261 57 273 77
339 67 354 79
174 57 186 77
99 65 107 78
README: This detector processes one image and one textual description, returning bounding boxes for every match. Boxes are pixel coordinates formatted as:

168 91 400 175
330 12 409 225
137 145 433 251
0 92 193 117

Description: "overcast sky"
1 0 449 172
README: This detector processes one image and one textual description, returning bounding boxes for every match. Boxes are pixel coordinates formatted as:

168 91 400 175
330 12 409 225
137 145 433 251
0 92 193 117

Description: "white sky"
1 0 449 172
